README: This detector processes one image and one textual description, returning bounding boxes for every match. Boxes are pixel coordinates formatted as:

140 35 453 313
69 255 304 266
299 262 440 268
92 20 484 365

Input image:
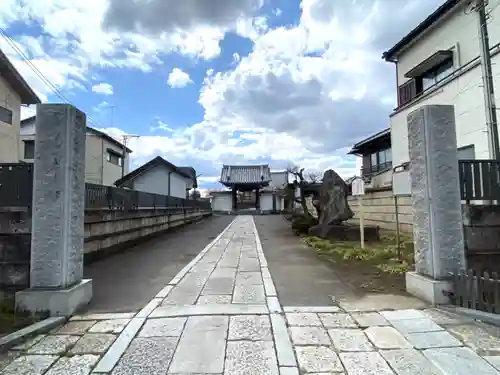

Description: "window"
0 106 13 125
398 56 454 106
368 148 392 173
107 150 123 166
24 140 35 159
422 58 454 90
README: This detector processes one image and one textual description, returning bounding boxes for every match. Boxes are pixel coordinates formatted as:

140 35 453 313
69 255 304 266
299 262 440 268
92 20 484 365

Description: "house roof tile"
220 165 272 186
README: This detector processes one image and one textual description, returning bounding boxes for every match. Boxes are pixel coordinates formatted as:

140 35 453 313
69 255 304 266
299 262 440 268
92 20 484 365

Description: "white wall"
396 2 478 86
0 76 21 162
260 193 274 211
212 194 232 211
131 165 188 199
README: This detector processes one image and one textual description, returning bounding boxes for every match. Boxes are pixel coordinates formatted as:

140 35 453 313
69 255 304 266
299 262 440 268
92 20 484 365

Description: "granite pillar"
405 105 466 304
16 104 92 316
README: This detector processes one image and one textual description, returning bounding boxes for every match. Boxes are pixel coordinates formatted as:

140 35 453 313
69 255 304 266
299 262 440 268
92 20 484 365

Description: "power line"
0 27 103 128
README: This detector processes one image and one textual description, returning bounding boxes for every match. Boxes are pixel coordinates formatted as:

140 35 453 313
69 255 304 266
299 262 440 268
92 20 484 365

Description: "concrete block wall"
84 209 210 255
347 190 413 232
1 208 212 295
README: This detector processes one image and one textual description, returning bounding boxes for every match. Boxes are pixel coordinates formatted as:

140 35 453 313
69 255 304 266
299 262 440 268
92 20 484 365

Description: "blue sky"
1 0 445 193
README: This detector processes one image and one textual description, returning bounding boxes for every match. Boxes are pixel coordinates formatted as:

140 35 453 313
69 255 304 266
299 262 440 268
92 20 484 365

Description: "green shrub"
376 261 409 275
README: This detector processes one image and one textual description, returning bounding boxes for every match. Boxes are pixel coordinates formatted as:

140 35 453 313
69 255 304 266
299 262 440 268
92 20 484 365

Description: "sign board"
351 177 365 196
392 164 411 196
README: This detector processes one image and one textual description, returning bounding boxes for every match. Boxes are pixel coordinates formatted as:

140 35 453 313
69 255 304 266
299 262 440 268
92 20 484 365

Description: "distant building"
0 48 40 162
347 128 393 192
114 156 197 199
212 165 285 213
20 116 132 186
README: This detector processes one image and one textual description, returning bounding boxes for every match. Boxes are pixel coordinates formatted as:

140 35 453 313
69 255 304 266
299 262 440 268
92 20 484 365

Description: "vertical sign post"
351 177 365 249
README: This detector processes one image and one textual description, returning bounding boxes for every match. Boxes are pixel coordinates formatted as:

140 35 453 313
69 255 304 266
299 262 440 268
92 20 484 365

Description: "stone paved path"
3 215 500 374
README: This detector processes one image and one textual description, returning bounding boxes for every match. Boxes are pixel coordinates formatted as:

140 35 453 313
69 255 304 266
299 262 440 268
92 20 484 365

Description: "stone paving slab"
4 216 500 375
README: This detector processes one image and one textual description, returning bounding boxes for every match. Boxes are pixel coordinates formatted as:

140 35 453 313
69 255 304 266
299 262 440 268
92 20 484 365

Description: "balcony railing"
459 160 500 202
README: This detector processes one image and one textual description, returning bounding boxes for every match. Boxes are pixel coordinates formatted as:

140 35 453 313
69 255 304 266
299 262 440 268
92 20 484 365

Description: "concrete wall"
84 209 210 257
0 207 211 294
347 190 413 232
132 165 189 199
0 76 21 162
261 193 273 211
389 0 500 192
212 194 232 212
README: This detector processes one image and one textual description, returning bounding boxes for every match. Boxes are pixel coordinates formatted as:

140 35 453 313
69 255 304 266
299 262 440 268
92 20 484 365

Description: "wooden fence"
450 270 500 314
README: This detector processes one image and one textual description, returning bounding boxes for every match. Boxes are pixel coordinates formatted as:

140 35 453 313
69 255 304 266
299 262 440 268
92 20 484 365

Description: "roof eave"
0 49 41 105
382 0 461 62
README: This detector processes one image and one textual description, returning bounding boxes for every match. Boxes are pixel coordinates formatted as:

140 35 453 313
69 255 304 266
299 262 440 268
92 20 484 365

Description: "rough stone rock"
308 169 354 238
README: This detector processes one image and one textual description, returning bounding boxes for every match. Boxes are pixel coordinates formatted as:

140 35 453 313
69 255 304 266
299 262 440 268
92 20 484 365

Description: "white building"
114 156 197 199
0 49 40 162
20 116 132 186
383 0 500 193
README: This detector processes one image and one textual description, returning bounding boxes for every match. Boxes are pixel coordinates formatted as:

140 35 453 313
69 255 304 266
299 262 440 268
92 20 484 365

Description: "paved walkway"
2 216 500 374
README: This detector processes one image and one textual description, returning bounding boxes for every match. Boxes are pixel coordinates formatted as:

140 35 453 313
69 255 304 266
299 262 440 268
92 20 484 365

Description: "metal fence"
85 183 210 210
449 270 500 314
459 159 500 202
0 163 210 210
0 163 34 207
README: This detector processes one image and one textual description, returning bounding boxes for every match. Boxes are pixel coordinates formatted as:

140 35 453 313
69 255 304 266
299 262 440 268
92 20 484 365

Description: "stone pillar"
16 104 92 316
405 105 466 304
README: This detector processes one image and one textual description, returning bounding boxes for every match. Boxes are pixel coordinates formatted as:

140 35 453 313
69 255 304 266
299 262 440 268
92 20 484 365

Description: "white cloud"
167 68 193 88
92 83 114 95
0 0 449 189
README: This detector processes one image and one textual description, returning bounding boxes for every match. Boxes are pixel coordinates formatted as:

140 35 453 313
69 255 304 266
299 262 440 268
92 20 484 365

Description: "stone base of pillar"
15 279 93 317
405 271 452 305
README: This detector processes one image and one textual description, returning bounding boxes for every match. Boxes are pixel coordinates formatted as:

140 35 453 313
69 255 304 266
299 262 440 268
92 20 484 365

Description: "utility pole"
476 0 500 159
121 134 139 178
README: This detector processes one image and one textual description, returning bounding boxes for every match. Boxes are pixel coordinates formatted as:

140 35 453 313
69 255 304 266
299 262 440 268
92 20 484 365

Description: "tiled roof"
220 165 272 185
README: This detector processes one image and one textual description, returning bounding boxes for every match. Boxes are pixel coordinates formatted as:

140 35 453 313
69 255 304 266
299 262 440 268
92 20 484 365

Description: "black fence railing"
85 183 210 210
0 163 34 207
0 163 210 210
459 160 500 202
361 162 392 178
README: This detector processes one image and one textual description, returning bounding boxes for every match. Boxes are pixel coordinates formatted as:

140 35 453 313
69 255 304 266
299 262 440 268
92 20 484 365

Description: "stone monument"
16 104 93 316
405 105 466 304
308 169 354 238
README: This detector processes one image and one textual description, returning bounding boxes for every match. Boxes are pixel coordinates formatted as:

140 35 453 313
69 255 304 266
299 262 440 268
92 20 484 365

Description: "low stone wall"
1 208 211 295
347 190 413 232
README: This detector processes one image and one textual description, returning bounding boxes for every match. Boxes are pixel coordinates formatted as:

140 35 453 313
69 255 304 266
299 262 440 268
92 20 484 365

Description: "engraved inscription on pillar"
30 104 87 289
407 105 465 279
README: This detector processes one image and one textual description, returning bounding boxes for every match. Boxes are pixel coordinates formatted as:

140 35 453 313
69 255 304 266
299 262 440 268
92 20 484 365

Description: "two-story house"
20 116 132 186
114 156 198 199
0 49 41 162
348 128 393 192
383 0 500 194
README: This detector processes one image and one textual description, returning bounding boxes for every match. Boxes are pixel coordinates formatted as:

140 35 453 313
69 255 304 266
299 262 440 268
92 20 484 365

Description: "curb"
0 316 67 353
439 305 500 327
